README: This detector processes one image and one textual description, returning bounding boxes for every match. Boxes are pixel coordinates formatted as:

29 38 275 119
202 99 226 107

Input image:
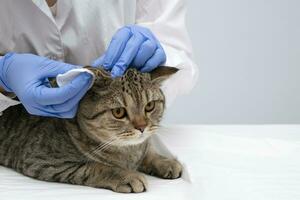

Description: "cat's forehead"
123 68 149 82
115 68 152 91
111 69 162 103
87 68 164 111
124 68 140 78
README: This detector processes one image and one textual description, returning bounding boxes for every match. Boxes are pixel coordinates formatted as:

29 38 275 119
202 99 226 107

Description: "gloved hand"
0 53 92 118
92 25 166 77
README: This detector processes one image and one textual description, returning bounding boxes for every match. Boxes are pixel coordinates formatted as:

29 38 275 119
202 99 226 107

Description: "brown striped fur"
0 66 182 193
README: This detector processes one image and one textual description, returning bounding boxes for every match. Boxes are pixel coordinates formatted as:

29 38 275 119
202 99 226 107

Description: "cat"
0 66 182 193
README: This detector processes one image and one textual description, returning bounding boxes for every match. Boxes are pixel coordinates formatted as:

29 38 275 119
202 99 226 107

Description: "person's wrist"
0 52 3 92
0 85 4 93
0 52 15 92
0 84 16 99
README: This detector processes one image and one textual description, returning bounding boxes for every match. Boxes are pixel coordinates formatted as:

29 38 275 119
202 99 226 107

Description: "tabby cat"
0 66 182 193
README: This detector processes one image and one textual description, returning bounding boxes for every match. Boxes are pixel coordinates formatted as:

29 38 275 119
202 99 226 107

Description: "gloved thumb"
39 59 79 78
34 72 92 106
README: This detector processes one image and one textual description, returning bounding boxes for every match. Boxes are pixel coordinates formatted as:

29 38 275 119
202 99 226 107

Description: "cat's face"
77 67 178 146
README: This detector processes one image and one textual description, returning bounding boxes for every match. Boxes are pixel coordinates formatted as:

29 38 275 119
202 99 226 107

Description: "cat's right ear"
150 66 179 85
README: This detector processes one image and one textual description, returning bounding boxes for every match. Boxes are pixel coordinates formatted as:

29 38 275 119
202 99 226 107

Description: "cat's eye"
112 107 127 119
145 101 155 112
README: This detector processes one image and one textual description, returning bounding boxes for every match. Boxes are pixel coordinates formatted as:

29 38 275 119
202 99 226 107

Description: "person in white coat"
0 0 198 118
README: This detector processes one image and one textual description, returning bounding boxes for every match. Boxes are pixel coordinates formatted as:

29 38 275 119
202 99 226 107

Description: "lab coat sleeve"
135 0 199 106
0 56 20 115
0 93 20 115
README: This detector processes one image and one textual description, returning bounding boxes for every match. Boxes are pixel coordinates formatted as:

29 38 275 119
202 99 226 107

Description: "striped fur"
0 67 182 193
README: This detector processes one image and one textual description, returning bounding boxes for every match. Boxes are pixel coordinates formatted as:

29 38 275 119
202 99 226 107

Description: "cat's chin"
116 133 151 146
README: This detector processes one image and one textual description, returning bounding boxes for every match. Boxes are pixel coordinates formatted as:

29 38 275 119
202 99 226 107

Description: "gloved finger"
50 76 92 112
91 54 105 67
37 76 91 114
140 48 166 73
34 72 92 106
132 39 157 68
111 32 145 77
102 28 132 70
39 59 78 78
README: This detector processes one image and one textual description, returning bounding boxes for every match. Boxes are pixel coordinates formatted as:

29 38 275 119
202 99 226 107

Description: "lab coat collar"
31 0 56 24
55 0 74 30
31 0 73 30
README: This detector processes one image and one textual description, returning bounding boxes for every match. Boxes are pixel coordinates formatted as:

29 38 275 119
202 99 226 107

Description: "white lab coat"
0 0 198 113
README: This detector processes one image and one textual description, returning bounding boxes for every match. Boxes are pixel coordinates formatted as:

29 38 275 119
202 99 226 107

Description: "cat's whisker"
80 139 117 162
92 142 110 152
84 139 113 162
98 139 119 153
117 130 136 137
94 138 116 152
156 125 172 132
83 137 116 157
152 125 173 138
147 124 161 133
106 127 123 130
94 138 118 153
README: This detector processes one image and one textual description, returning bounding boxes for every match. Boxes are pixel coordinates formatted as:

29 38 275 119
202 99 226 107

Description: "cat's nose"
133 116 147 133
135 124 146 133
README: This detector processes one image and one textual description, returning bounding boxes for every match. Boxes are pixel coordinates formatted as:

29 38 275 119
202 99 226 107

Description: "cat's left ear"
150 66 179 85
83 66 111 80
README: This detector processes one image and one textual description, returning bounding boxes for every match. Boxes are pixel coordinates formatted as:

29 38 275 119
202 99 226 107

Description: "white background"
164 0 300 124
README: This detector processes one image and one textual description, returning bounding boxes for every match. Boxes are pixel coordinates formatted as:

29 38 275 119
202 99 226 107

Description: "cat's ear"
83 66 112 98
150 66 179 85
83 66 111 80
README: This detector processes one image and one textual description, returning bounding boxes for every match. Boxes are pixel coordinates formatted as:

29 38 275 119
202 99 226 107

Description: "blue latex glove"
92 25 166 77
0 53 92 118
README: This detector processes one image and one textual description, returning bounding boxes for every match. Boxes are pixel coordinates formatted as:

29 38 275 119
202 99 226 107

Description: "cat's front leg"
23 161 147 193
139 148 182 179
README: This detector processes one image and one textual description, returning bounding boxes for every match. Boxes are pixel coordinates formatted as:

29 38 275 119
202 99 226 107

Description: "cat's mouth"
105 125 159 146
118 130 143 139
119 131 139 137
115 129 152 145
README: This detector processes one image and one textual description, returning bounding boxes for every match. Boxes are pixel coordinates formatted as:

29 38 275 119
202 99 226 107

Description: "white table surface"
1 125 300 200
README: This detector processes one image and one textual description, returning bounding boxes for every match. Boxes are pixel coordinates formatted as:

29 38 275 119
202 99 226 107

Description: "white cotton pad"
56 68 95 89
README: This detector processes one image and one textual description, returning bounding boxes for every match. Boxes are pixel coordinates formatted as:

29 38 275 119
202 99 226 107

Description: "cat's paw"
151 158 183 179
114 172 148 193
